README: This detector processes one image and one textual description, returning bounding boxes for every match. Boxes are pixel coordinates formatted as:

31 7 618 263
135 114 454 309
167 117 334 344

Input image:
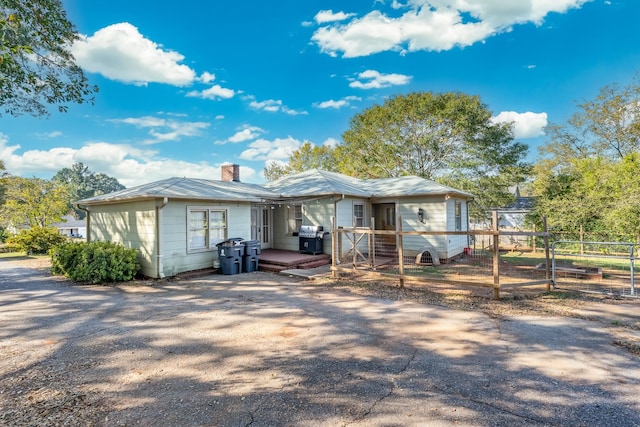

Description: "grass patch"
0 251 30 259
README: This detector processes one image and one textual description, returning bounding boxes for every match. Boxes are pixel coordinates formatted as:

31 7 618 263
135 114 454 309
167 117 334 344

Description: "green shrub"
7 227 68 255
50 241 140 284
0 227 9 243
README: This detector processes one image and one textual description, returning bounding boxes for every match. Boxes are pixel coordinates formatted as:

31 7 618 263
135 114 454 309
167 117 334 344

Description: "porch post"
331 216 338 279
397 214 404 288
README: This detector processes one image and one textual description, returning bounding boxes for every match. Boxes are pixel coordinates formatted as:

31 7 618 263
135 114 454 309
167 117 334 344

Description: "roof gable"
264 169 372 198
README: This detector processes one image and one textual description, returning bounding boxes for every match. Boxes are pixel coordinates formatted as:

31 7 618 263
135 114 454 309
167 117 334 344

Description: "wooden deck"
258 249 331 272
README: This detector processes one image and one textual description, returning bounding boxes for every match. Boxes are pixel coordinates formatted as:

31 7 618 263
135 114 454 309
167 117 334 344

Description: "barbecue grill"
298 225 325 254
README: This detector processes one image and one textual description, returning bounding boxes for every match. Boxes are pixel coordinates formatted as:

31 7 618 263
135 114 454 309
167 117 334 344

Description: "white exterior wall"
334 197 370 255
160 200 252 277
397 198 448 258
444 198 470 259
89 200 158 278
271 198 335 253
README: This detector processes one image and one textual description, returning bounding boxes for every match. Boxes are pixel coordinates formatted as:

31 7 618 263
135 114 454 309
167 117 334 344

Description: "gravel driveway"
1 257 640 426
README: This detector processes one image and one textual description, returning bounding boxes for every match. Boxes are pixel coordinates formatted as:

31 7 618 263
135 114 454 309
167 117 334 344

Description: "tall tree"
531 74 640 240
264 142 338 181
0 0 98 117
0 176 69 228
0 159 6 206
267 92 530 218
52 162 125 218
543 73 640 161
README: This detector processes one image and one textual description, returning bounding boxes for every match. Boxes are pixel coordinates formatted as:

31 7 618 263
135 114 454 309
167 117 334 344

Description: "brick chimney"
221 163 240 182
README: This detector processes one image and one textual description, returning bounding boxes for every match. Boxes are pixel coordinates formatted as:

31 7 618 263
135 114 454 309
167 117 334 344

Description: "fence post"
544 217 551 291
492 210 500 299
370 217 376 269
397 215 404 288
630 244 635 296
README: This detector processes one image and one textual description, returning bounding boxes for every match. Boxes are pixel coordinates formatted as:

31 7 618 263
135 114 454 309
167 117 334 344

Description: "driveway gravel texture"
1 257 640 426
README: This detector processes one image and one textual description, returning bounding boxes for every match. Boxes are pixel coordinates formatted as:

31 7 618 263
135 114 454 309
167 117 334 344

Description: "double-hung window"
288 204 303 234
353 202 365 227
188 208 227 252
455 201 462 231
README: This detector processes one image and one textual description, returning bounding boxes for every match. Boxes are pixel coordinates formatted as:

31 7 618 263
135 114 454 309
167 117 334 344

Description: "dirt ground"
1 256 640 426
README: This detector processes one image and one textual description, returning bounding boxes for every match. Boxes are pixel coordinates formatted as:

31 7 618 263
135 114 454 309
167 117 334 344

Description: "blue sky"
1 0 638 187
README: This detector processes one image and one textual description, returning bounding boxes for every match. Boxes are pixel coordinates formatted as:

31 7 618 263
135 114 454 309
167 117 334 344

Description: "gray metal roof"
52 215 86 228
78 170 474 205
78 177 279 204
264 169 372 198
265 169 474 199
365 176 474 198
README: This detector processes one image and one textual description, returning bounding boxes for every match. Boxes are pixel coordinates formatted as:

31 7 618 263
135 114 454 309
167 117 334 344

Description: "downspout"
77 205 91 242
156 197 169 278
332 195 345 258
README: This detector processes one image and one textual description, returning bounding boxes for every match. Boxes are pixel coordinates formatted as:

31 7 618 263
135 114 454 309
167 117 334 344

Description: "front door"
373 203 397 251
251 207 272 249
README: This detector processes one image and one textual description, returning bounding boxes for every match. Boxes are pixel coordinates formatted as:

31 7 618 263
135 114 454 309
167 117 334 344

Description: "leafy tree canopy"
52 162 125 218
266 92 530 219
531 73 640 240
542 73 640 163
0 176 69 228
0 0 98 117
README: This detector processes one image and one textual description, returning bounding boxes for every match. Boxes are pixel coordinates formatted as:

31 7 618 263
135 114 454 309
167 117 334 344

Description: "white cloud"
227 125 265 143
349 69 412 89
492 111 548 139
0 134 257 187
239 136 304 162
199 71 216 83
36 131 63 139
111 115 210 144
315 95 361 109
312 1 589 57
247 97 308 115
315 10 357 24
186 84 235 100
316 99 349 109
72 22 196 86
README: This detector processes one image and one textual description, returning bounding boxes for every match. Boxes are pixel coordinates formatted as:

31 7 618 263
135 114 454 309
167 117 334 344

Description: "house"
52 215 87 238
78 165 473 278
497 185 536 230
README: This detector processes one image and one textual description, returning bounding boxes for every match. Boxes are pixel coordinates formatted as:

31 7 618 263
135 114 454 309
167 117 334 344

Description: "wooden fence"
330 212 551 300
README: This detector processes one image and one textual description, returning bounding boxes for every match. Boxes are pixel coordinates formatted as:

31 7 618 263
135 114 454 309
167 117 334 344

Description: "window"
287 204 303 234
455 201 462 231
188 208 227 252
353 202 364 227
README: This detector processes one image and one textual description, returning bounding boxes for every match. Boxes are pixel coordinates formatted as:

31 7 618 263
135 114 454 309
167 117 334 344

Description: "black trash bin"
216 238 245 275
241 240 261 273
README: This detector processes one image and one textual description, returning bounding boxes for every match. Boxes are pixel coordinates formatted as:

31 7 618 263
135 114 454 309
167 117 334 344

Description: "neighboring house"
52 215 87 238
497 186 536 230
78 165 473 278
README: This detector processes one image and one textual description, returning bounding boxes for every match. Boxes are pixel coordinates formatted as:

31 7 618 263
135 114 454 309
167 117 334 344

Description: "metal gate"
551 241 638 297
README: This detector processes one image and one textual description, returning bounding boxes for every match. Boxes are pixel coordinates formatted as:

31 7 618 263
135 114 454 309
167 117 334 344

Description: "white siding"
160 201 252 277
444 198 470 259
334 197 370 255
89 200 158 278
89 199 253 278
397 199 447 259
272 199 335 253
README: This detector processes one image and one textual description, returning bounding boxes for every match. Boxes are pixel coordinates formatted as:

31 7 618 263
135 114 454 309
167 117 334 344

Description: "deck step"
258 262 290 273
